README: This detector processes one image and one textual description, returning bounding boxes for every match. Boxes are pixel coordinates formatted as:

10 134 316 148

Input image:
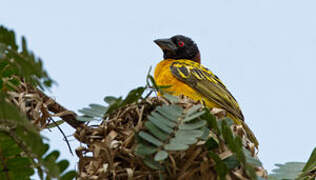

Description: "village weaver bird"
153 35 258 147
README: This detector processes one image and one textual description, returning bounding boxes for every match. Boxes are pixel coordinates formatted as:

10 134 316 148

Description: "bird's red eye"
178 41 184 47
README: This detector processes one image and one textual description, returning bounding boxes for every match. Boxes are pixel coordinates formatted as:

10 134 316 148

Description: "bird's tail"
241 121 259 149
228 114 259 149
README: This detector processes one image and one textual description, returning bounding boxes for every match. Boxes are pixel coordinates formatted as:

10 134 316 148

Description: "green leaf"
78 108 103 118
164 143 188 151
201 108 220 134
148 115 173 134
0 26 54 90
147 74 159 92
269 162 306 180
218 117 234 129
2 68 14 77
60 171 77 180
205 137 219 150
219 120 258 179
8 77 20 86
221 120 237 152
0 99 36 131
209 151 228 180
104 96 120 104
121 86 145 106
185 104 202 116
38 144 49 157
154 151 168 161
223 155 240 170
0 79 3 90
182 111 205 122
15 128 42 156
102 87 146 116
6 157 32 170
144 159 163 170
179 120 207 130
0 43 6 54
257 177 268 180
6 157 34 179
136 103 209 169
244 165 258 180
44 151 60 162
145 121 169 141
156 105 182 121
243 148 262 167
77 103 109 122
151 111 177 128
0 58 8 69
163 94 179 103
175 129 203 138
200 126 209 140
104 97 123 115
138 132 163 146
302 147 316 173
0 25 75 180
57 160 69 173
89 104 108 114
135 144 157 156
170 136 197 145
0 135 22 156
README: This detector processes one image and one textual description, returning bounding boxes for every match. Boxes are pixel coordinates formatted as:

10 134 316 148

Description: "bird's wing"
170 60 244 121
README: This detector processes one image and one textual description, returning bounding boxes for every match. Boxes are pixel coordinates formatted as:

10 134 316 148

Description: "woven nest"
6 81 56 129
6 81 80 130
74 96 267 180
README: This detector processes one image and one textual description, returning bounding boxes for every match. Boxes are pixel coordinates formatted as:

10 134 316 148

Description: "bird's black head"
154 35 200 63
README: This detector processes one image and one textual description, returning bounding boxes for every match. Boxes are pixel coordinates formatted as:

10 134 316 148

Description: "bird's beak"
154 38 177 52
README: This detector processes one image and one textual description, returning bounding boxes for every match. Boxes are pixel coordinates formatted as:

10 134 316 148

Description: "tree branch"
35 88 84 129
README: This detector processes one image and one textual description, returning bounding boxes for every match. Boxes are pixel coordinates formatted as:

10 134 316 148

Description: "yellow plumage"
154 58 258 147
154 59 241 123
154 60 215 107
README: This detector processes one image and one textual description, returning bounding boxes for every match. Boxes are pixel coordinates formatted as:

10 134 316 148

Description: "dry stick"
35 88 84 129
178 147 202 179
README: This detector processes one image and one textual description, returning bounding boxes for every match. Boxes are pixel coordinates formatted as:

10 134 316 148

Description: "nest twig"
6 81 85 154
74 96 267 180
6 81 267 179
6 81 84 129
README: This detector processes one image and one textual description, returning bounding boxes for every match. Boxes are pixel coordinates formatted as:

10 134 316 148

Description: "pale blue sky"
2 0 316 174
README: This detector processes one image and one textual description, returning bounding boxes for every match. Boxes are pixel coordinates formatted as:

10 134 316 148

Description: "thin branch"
49 118 74 155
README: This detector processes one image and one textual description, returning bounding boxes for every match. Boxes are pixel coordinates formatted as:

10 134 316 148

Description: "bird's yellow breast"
154 59 218 108
154 59 259 147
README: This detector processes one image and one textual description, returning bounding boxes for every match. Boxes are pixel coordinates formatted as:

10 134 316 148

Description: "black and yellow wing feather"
170 60 244 121
170 60 259 147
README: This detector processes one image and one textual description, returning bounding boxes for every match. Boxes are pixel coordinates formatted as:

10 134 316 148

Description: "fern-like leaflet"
135 101 209 164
